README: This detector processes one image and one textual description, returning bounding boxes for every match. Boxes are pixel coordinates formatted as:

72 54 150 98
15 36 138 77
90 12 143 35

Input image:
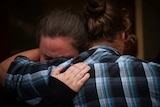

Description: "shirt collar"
89 45 121 56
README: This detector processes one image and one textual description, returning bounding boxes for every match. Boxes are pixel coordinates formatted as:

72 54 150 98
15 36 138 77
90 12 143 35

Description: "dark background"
0 0 135 62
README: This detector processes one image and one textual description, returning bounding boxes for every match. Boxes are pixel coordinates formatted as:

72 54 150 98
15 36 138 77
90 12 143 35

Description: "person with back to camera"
43 0 160 106
1 0 160 107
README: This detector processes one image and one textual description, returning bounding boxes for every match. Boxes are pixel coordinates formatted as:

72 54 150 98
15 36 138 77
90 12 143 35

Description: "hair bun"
86 0 106 14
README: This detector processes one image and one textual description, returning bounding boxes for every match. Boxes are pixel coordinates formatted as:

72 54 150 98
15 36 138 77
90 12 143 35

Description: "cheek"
75 52 79 57
72 50 80 58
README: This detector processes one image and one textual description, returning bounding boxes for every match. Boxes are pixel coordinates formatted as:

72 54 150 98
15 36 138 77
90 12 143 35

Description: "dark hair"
84 0 136 50
36 8 89 53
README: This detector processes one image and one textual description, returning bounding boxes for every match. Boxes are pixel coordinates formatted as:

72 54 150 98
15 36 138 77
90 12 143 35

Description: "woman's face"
39 36 79 62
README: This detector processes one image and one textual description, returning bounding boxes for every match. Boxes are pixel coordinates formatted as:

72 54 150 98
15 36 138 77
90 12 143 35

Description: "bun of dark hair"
86 0 106 14
84 0 133 44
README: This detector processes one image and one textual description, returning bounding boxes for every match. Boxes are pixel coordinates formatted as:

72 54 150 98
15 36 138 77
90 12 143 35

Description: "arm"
3 53 90 106
37 63 90 107
0 48 40 86
51 62 90 92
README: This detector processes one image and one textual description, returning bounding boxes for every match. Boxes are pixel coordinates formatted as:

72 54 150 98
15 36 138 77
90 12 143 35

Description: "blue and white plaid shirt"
5 45 160 107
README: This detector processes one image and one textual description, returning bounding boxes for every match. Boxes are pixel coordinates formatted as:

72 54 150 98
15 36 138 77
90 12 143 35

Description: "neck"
90 40 124 55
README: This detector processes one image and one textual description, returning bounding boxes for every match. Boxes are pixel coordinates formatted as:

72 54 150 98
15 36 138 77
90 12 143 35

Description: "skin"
90 32 125 54
39 36 79 62
52 63 90 92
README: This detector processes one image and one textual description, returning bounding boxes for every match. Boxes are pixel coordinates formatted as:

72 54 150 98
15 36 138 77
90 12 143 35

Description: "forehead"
39 36 79 58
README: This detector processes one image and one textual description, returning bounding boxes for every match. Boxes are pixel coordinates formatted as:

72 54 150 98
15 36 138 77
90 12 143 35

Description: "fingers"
71 62 90 80
68 63 90 74
51 62 90 92
75 65 90 85
62 62 91 92
51 66 64 75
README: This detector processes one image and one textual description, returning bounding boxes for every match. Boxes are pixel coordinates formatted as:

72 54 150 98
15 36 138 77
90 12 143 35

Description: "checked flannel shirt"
5 45 160 107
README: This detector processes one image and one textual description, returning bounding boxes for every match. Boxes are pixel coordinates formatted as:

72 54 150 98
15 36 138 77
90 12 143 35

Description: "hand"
51 62 90 92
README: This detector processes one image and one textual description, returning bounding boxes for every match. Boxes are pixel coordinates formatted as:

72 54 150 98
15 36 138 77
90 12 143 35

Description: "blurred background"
0 0 160 62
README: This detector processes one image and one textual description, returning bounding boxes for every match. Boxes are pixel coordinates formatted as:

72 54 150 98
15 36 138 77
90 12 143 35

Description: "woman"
0 8 90 107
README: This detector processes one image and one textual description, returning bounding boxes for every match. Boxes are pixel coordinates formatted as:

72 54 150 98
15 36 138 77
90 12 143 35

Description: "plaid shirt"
5 45 160 107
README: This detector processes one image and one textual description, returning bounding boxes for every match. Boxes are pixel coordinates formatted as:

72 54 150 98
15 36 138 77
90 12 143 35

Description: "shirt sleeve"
36 76 77 107
5 56 77 106
5 56 52 105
